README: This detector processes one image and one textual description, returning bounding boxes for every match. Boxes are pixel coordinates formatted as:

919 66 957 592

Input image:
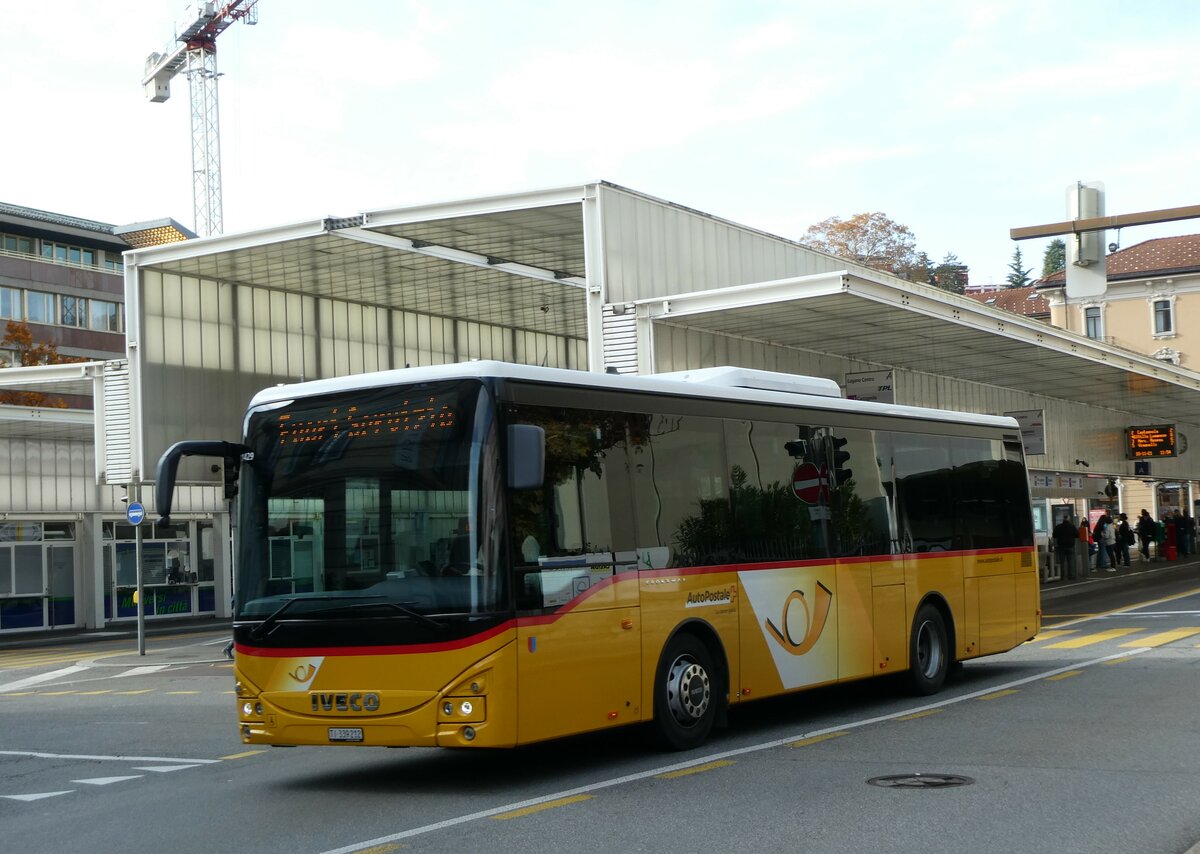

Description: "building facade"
0 203 202 634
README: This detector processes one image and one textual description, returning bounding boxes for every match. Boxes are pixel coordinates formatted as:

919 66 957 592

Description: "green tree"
1006 246 1033 288
931 253 968 294
1042 238 1066 278
800 212 920 277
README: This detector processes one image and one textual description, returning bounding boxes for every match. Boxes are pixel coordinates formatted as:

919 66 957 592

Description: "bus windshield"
234 378 507 626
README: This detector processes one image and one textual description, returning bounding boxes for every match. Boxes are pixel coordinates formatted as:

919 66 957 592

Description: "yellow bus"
157 362 1040 750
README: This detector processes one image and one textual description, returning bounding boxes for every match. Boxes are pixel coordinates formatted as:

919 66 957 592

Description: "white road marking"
1 791 74 802
319 646 1154 854
0 665 88 693
133 765 205 773
113 666 171 677
71 776 144 786
0 750 220 765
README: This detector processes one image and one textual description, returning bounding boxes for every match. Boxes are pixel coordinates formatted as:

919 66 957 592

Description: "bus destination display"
276 397 458 446
1127 424 1176 458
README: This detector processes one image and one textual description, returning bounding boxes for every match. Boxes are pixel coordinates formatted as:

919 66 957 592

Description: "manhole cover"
866 773 974 789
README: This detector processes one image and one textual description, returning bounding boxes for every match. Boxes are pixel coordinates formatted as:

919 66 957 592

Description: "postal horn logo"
288 663 317 683
765 582 832 656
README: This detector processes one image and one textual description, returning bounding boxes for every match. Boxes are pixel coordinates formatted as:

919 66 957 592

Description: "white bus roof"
246 361 1020 432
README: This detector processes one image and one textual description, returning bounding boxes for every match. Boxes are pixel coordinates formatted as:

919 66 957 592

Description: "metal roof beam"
1010 203 1200 241
637 271 851 319
332 227 588 289
361 184 591 228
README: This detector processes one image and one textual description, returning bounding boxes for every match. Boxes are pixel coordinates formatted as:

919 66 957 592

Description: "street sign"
792 463 828 504
126 502 146 526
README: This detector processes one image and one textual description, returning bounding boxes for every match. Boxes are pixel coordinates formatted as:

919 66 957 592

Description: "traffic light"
223 457 241 500
831 436 853 486
785 428 814 459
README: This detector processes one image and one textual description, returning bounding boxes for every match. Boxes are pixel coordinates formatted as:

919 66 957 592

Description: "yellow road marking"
1103 656 1135 666
166 691 200 695
40 691 77 696
789 731 849 748
1120 627 1200 648
491 794 593 820
1032 630 1076 642
352 844 406 853
978 689 1019 701
76 690 113 695
897 709 942 721
656 760 735 779
114 689 154 695
0 692 34 696
220 750 267 760
1045 628 1141 649
1045 670 1083 681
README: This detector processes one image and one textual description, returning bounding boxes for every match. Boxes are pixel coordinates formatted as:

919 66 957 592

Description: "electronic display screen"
1127 424 1176 459
276 396 458 446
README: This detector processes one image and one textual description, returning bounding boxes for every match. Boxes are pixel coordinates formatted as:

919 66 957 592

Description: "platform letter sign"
1127 425 1176 459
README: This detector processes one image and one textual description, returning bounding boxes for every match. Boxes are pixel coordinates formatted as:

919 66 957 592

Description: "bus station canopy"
121 180 1200 426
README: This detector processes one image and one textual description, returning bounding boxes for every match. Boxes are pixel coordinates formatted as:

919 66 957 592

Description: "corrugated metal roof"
0 201 117 235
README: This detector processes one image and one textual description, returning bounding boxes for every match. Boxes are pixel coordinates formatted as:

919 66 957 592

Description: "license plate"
328 727 364 743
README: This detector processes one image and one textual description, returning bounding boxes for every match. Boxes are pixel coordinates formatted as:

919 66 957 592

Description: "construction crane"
141 2 260 237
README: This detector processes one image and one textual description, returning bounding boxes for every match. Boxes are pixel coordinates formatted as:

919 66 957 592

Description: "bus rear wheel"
908 604 949 695
654 633 717 751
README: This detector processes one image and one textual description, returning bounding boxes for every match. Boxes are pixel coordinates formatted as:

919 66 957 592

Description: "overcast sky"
3 1 1197 286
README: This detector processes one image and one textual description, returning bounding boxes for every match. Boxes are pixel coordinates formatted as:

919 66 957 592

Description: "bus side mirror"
508 424 545 491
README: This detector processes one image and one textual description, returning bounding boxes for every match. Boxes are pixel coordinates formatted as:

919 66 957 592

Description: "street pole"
135 482 145 656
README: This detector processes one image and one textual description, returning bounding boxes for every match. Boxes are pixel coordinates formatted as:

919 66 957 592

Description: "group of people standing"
1051 508 1193 578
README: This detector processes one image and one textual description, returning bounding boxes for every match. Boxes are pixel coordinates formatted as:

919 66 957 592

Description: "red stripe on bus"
235 619 517 657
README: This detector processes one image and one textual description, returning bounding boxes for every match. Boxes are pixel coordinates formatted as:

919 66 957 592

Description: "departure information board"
1127 424 1176 459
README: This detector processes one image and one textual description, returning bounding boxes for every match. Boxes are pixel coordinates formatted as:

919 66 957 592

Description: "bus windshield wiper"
248 594 385 640
321 600 448 631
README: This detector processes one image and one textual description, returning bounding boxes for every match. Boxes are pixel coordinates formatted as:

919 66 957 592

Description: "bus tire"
908 603 949 695
654 633 717 751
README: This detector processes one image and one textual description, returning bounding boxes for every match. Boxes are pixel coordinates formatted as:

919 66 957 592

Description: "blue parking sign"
127 502 146 525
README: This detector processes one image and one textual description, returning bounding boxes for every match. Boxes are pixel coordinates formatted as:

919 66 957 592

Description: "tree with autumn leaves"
0 320 83 408
800 212 968 293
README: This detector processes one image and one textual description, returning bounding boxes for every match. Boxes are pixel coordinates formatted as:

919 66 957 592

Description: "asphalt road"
2 572 1199 854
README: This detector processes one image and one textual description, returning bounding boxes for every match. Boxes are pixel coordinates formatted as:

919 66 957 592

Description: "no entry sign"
792 463 828 504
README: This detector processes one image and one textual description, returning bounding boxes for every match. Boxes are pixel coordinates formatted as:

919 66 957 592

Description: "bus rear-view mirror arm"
156 440 252 526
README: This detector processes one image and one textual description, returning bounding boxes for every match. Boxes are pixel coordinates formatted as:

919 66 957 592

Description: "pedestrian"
1174 510 1187 559
1080 518 1094 567
1093 515 1110 571
1053 514 1079 579
1183 512 1195 556
1101 514 1118 571
1115 513 1133 568
1136 509 1156 562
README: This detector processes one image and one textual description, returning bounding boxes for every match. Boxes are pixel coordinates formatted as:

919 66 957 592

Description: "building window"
1084 306 1103 339
26 291 54 325
90 300 122 332
2 233 34 255
1154 299 1174 335
60 296 87 328
0 287 20 320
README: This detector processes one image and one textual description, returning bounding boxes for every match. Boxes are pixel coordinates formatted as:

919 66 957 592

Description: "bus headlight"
243 702 253 716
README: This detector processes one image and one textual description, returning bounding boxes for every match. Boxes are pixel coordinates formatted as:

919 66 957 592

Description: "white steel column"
581 185 608 372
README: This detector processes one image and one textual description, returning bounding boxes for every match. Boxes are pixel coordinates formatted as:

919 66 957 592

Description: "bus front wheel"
654 633 717 750
908 603 949 695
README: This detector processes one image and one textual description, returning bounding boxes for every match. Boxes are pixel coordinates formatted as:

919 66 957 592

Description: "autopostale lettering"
310 692 381 713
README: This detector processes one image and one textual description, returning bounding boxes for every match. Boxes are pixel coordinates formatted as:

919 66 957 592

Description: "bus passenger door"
516 562 641 743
